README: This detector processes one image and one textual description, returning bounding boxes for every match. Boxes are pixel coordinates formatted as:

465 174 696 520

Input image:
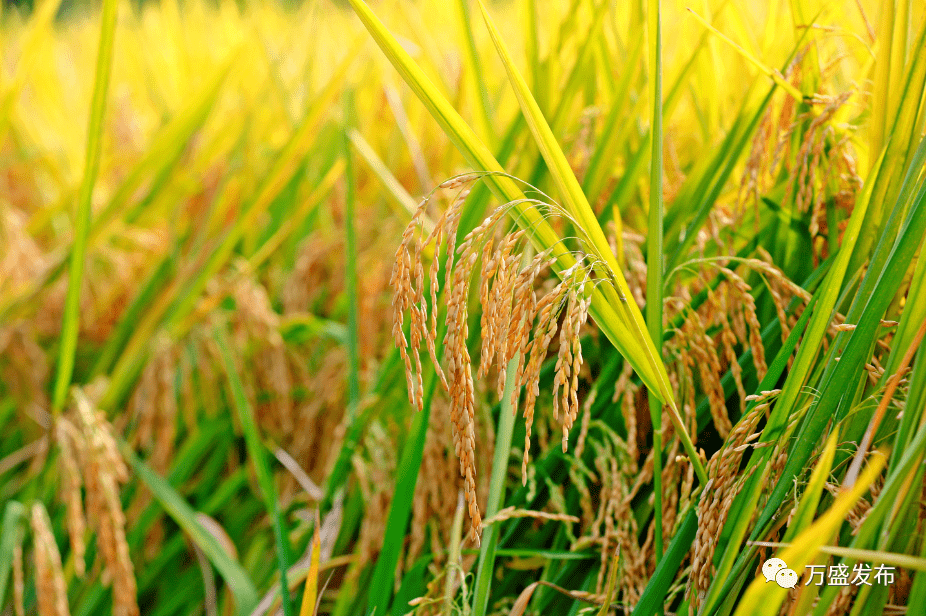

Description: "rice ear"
30 503 70 616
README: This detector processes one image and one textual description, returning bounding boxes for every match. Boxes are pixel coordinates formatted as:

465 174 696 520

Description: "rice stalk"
51 0 118 415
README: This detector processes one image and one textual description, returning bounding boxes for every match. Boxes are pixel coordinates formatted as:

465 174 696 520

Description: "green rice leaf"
215 329 294 616
51 0 119 414
124 449 259 615
0 501 26 610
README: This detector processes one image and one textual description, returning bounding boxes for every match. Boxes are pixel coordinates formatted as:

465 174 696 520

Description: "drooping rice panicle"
31 503 70 616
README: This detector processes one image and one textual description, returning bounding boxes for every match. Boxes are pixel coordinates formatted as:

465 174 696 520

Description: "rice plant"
1 1 925 615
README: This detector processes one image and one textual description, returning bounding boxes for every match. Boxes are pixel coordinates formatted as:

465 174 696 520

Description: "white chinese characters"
764 558 895 589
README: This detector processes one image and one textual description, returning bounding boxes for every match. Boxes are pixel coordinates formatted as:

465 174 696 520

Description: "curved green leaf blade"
124 448 259 615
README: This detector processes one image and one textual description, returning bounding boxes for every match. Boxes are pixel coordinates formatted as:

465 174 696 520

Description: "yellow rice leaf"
298 513 321 616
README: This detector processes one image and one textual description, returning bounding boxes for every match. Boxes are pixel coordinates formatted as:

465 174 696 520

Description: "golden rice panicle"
352 426 396 569
426 224 447 392
13 540 25 616
494 233 524 397
30 503 70 616
74 390 139 616
686 310 731 438
408 204 427 412
506 252 554 412
477 236 500 379
519 276 570 483
739 106 773 233
445 247 482 544
392 180 504 546
721 267 768 380
766 274 793 345
689 402 765 610
409 227 429 413
753 248 813 349
441 188 470 293
563 294 591 451
660 442 682 540
408 397 463 567
474 226 518 384
392 196 439 409
771 53 803 176
131 339 178 474
784 91 853 239
56 419 86 578
553 284 576 423
826 586 857 616
613 362 640 471
391 225 417 408
438 173 479 191
749 250 813 304
707 286 747 413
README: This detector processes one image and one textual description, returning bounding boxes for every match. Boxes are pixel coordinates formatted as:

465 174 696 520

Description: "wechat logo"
762 558 799 589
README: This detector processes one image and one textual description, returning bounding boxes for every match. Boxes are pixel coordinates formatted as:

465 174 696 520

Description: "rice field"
1 0 925 615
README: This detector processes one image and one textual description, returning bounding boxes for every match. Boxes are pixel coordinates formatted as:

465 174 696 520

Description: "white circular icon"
775 568 799 589
762 557 787 583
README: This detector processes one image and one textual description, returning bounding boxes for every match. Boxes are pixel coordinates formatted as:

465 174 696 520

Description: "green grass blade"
0 0 64 142
705 143 926 616
472 357 520 616
869 0 894 171
0 501 26 610
51 0 118 415
347 128 430 228
755 157 926 535
811 402 926 614
98 54 356 412
455 0 493 143
366 373 438 616
443 494 466 614
646 0 665 564
697 290 823 614
596 547 621 616
849 17 926 272
343 95 361 415
164 47 357 324
0 40 236 325
750 152 875 460
664 84 772 270
524 0 539 91
298 518 321 616
686 7 805 102
215 329 294 616
98 54 238 237
581 34 644 203
547 0 610 137
475 0 637 314
320 349 400 516
631 503 699 616
752 543 926 573
646 0 664 353
90 255 174 377
781 431 838 542
123 449 259 614
844 133 926 369
884 222 926 376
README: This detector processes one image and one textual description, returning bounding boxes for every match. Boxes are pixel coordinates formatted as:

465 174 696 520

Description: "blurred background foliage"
1 0 925 615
